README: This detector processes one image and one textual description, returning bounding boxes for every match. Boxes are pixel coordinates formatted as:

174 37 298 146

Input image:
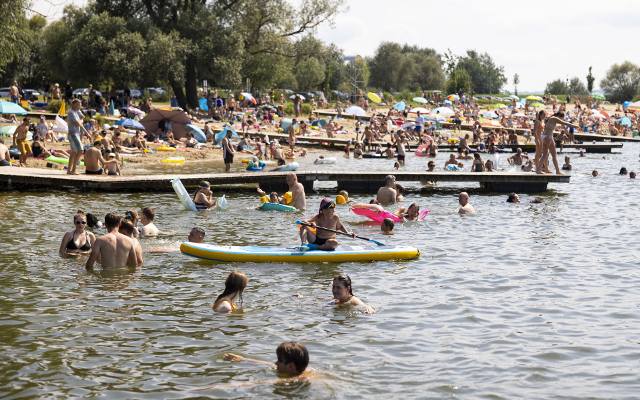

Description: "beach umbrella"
214 125 239 144
591 93 606 100
0 101 27 115
628 101 640 111
259 104 278 112
117 118 145 130
526 95 543 101
393 101 406 111
140 108 192 139
619 116 632 127
447 94 460 101
0 125 17 136
344 105 367 117
487 103 507 110
53 115 68 133
409 107 429 114
431 107 454 116
443 99 452 105
240 92 253 100
186 124 207 143
412 96 428 104
530 102 545 108
367 92 382 104
426 115 446 122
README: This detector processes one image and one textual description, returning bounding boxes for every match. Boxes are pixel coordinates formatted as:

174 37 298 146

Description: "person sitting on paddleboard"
299 198 354 251
193 181 217 210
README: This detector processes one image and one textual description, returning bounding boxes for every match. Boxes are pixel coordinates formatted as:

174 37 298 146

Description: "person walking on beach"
85 213 139 270
67 99 88 175
12 118 31 167
222 129 235 172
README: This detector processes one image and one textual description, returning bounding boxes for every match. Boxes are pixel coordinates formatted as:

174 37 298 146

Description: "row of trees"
544 63 640 103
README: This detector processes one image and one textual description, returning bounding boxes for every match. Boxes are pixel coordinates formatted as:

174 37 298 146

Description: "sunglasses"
75 220 87 225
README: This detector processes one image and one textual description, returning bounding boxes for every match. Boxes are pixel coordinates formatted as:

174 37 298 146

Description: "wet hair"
104 213 122 230
118 219 135 236
141 207 155 221
630 171 636 179
190 227 205 236
86 213 99 228
381 218 395 231
214 271 249 306
276 342 309 374
333 274 353 296
125 209 139 223
507 193 519 203
619 167 628 175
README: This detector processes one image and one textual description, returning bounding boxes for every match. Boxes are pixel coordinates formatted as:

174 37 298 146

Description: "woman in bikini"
58 210 96 257
538 111 580 175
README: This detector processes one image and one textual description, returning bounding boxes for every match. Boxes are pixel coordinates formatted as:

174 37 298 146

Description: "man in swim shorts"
84 141 105 174
222 128 235 172
12 118 31 167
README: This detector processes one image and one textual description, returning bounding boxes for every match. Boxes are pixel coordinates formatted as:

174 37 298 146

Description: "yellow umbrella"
367 92 382 104
530 102 545 108
58 100 66 117
526 95 543 101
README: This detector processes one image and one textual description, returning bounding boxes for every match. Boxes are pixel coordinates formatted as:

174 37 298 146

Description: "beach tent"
140 108 192 139
393 101 406 111
198 98 209 112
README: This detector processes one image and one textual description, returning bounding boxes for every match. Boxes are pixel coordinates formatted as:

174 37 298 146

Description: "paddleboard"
180 242 420 263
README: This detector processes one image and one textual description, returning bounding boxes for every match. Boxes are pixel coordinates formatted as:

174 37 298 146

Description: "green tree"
567 77 589 96
0 0 29 74
545 79 568 95
455 50 506 93
368 42 444 91
344 56 369 93
446 67 472 94
600 61 640 103
586 66 595 93
295 57 325 90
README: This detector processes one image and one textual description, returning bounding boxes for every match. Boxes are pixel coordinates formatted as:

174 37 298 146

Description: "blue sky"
32 0 640 92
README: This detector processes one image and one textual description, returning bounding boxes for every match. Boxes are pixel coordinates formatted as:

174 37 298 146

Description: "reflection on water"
0 144 639 398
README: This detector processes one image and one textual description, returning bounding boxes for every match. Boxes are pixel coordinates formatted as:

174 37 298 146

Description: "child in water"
381 218 394 235
224 342 310 378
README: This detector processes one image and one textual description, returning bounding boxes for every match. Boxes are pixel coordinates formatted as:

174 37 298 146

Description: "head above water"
381 218 395 233
275 342 309 376
215 271 249 305
188 227 205 243
458 192 470 206
384 175 396 186
332 274 354 300
507 192 520 203
104 212 122 231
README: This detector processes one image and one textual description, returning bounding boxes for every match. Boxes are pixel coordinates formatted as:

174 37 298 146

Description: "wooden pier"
0 167 570 194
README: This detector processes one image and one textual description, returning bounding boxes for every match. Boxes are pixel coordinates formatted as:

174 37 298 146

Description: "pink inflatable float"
351 204 429 223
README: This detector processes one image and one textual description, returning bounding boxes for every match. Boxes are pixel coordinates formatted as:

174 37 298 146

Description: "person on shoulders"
299 198 353 251
457 192 476 215
85 213 139 270
59 210 96 257
212 271 248 313
331 274 374 314
139 207 159 237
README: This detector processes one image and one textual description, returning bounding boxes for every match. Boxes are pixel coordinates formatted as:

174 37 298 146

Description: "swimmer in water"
188 227 205 243
592 170 598 177
212 271 248 313
331 274 374 314
562 156 572 171
381 218 394 235
193 181 217 210
394 202 421 221
458 192 476 215
59 210 96 257
139 207 159 237
506 192 520 203
224 342 310 378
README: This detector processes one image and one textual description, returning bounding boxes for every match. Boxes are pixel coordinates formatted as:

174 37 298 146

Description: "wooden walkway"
0 167 570 193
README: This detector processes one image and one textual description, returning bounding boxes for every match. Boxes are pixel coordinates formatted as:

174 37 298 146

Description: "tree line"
2 0 638 108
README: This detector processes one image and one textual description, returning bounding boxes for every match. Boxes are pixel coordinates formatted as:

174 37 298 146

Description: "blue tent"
393 101 406 111
116 118 145 130
215 125 239 144
198 98 209 112
186 124 207 143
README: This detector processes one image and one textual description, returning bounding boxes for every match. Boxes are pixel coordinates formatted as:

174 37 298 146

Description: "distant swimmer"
224 341 310 378
139 207 159 237
85 213 139 270
59 210 96 257
188 227 205 243
331 274 374 314
562 156 572 171
212 271 248 313
506 192 520 203
457 192 476 215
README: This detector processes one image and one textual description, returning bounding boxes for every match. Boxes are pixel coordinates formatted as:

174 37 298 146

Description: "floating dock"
0 167 570 194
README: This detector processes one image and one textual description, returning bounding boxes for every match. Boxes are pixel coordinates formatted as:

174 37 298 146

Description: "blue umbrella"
0 101 27 115
393 101 406 111
109 100 115 115
198 98 209 112
186 124 207 143
116 118 145 130
619 117 632 127
623 101 630 109
311 119 327 127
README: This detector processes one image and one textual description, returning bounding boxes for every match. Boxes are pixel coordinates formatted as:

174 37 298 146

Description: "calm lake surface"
1 144 639 399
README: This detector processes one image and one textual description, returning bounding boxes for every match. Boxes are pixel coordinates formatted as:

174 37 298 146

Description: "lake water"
1 144 639 399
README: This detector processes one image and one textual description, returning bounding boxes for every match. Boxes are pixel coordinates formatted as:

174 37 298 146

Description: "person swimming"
224 341 310 378
381 218 394 235
59 210 96 257
212 271 248 313
331 274 374 314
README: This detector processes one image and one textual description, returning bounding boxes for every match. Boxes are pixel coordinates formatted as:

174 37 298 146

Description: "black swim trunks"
224 153 234 164
85 168 103 175
312 236 328 246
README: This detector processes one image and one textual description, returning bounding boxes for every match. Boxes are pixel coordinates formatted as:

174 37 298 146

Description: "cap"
319 197 335 211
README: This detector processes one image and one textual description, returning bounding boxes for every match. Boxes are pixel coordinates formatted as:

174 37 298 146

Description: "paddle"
295 220 386 247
